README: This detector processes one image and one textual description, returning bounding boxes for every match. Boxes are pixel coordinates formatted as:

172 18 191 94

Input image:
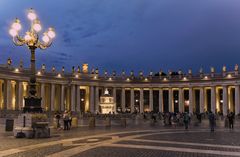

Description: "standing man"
208 111 216 132
63 110 69 130
228 112 235 130
55 112 61 129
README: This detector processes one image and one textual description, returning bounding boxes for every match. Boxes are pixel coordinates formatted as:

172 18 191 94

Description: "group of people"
142 111 237 132
54 110 72 130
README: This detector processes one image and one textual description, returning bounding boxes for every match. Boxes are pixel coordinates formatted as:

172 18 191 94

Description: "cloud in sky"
1 0 240 74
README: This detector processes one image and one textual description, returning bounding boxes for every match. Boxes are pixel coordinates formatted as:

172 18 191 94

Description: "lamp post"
9 8 55 113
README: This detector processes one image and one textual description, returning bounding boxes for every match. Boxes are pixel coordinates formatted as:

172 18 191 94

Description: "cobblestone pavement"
1 118 240 157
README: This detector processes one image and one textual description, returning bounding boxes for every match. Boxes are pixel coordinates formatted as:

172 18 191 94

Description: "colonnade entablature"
0 60 240 84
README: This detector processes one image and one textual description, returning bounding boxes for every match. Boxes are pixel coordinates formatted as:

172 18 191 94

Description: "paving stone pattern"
1 118 240 157
73 147 237 157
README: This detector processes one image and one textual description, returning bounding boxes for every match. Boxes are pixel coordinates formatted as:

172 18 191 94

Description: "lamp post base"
23 96 43 113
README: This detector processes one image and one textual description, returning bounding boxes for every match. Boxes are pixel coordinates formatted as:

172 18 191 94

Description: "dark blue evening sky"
1 0 240 75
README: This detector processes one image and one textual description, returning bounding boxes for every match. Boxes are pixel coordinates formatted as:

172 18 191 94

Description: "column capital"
222 85 228 88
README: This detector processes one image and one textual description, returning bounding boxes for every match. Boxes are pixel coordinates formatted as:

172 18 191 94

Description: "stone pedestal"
14 113 50 138
23 96 42 113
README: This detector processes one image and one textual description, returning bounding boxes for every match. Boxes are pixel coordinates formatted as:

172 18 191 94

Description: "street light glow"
24 32 31 41
9 8 56 112
42 33 50 43
33 19 41 32
27 8 37 21
9 8 55 49
11 19 21 31
47 27 56 38
9 29 18 37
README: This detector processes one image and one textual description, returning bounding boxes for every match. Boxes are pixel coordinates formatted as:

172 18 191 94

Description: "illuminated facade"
99 89 115 114
0 62 240 116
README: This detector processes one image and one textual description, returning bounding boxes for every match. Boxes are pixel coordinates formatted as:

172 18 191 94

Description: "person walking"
63 110 69 130
183 112 190 130
228 112 234 129
208 111 216 132
151 112 157 123
55 112 61 129
225 110 230 128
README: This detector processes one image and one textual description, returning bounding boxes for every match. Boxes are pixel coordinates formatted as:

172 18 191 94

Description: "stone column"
200 87 204 113
6 80 11 110
0 82 2 110
121 88 126 112
159 88 163 112
50 84 55 111
90 86 95 113
223 86 228 116
168 88 173 112
235 85 240 115
71 84 76 112
76 85 81 112
130 88 134 113
113 87 116 113
140 88 144 113
189 87 193 114
60 85 65 111
95 86 99 113
149 88 153 111
40 83 45 110
3 80 7 110
17 81 23 110
178 88 183 113
211 86 216 113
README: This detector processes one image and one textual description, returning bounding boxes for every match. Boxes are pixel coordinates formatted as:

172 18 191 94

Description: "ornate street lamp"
9 8 55 113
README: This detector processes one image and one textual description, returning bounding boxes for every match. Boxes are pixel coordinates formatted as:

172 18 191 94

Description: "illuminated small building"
99 89 115 114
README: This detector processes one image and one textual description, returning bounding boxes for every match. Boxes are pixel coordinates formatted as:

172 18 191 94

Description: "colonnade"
0 78 239 115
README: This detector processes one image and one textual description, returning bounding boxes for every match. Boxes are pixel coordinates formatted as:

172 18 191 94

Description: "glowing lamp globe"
24 32 31 41
9 29 18 37
42 34 50 43
47 28 55 38
33 23 41 32
27 9 37 21
33 20 41 32
11 19 21 31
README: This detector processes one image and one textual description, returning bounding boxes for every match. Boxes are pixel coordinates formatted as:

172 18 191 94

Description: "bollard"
121 118 127 127
89 117 95 128
71 117 78 128
5 119 14 131
105 117 111 127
